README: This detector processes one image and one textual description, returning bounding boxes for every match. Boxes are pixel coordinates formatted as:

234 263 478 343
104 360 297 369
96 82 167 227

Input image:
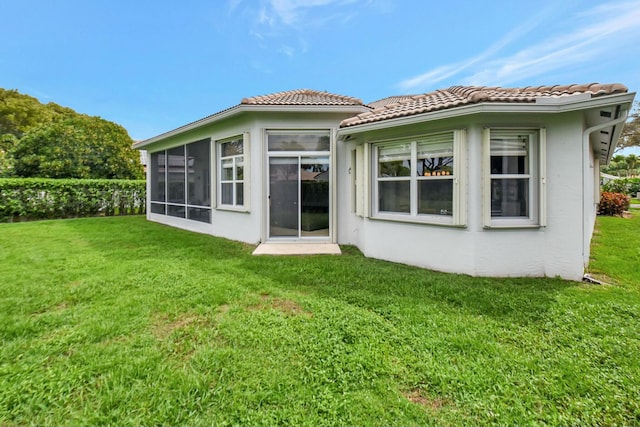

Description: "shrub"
598 191 630 216
0 178 145 222
602 179 629 194
628 178 640 196
602 177 640 196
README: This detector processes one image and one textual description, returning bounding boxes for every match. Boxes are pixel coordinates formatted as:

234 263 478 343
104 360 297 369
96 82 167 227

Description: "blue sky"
1 0 640 143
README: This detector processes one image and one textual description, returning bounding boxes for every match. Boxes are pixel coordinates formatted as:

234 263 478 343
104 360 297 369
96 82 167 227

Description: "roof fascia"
337 92 636 136
134 104 370 149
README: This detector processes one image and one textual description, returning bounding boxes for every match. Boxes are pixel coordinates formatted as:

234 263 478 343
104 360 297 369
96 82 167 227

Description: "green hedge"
0 178 146 222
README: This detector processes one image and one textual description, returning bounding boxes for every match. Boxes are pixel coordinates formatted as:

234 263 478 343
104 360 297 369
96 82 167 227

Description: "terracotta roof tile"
135 89 368 146
366 95 416 109
341 83 628 128
241 89 364 106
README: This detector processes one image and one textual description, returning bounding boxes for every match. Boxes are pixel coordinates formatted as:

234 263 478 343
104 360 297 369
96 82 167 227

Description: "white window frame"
371 130 466 226
482 127 546 228
217 134 248 211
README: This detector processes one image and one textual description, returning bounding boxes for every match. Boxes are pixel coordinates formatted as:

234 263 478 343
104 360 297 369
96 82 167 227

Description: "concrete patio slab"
252 243 342 256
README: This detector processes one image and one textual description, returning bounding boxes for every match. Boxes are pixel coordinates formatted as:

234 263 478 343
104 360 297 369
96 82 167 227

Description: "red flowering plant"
598 192 630 216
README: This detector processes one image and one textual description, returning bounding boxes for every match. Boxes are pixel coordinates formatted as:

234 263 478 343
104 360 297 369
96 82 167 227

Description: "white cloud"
278 44 295 57
397 0 640 92
396 5 552 92
267 0 359 27
397 64 463 90
227 0 243 13
237 0 372 57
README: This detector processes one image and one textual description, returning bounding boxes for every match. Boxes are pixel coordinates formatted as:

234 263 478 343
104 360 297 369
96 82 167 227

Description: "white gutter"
581 107 629 266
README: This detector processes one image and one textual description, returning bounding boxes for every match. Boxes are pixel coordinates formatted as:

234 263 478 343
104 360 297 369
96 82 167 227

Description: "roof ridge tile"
241 88 363 106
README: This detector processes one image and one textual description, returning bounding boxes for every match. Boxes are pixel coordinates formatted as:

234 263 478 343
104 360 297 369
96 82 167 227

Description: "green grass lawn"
1 214 639 426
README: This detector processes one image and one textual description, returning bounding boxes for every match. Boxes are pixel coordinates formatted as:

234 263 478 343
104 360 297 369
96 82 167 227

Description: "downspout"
581 107 629 268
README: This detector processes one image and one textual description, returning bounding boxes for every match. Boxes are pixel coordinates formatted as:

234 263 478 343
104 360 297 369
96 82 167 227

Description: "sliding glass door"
267 131 331 240
269 156 330 239
269 157 299 237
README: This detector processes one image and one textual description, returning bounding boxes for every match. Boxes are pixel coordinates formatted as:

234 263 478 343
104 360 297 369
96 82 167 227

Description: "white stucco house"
133 83 635 280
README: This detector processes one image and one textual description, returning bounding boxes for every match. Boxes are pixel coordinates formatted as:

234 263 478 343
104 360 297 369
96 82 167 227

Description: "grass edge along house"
134 83 635 280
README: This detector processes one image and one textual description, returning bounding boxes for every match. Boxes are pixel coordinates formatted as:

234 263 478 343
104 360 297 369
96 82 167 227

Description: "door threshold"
252 243 341 255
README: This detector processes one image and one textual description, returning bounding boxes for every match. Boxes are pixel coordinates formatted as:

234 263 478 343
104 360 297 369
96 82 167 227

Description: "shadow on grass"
237 245 574 326
59 216 249 262
56 216 576 325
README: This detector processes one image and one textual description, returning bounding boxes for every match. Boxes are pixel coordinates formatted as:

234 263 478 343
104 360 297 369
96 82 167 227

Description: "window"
372 130 465 225
218 136 244 208
267 132 330 152
483 128 546 227
417 136 455 216
377 142 411 213
148 138 212 223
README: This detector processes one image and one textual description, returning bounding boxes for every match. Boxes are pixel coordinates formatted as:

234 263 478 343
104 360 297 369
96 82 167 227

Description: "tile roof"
241 89 364 106
134 89 366 147
341 83 629 128
366 95 416 109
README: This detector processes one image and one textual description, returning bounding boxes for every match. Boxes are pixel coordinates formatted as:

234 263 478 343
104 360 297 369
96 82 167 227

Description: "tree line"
602 154 639 177
0 88 143 179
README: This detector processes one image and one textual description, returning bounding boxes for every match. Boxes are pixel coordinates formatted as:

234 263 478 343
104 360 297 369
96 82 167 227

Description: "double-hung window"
416 135 456 216
218 136 245 208
377 142 412 213
483 128 546 227
373 130 465 225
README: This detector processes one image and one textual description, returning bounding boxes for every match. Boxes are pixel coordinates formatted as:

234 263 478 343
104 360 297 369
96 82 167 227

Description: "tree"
625 154 638 170
0 133 18 153
602 153 640 177
0 89 74 138
610 154 628 170
12 115 144 179
617 102 640 151
1 88 143 179
0 134 18 176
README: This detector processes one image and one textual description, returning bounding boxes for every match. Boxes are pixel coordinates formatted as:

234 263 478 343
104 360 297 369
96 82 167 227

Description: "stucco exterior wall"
249 112 352 243
582 146 600 266
336 112 590 280
144 114 263 244
141 105 614 281
143 111 356 245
